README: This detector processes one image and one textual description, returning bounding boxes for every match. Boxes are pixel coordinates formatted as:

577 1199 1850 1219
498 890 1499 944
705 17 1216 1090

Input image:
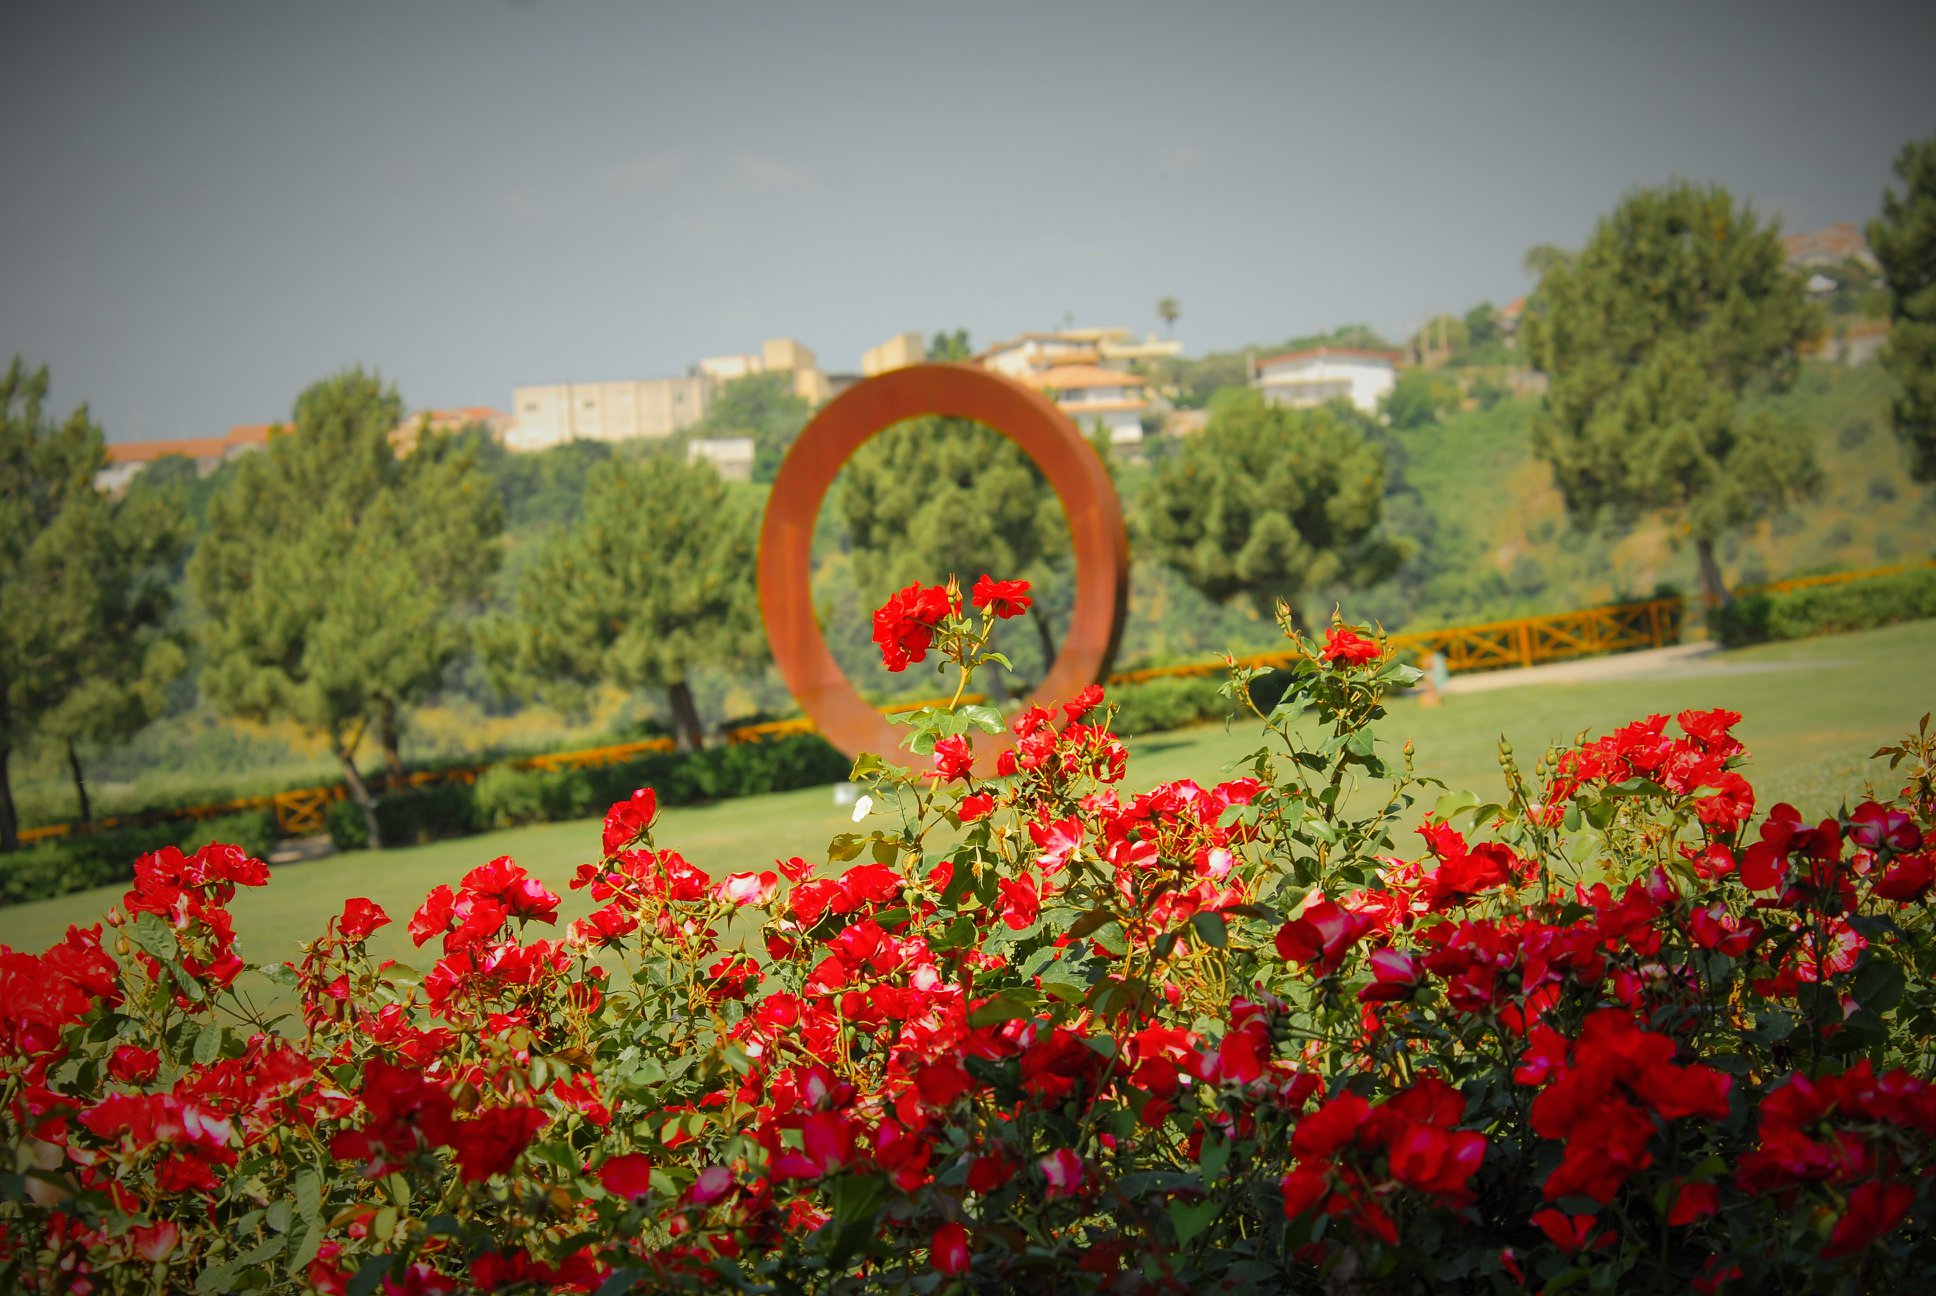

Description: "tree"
37 477 187 827
1143 387 1399 627
1869 136 1936 481
927 330 972 362
191 369 502 847
1521 182 1821 606
489 454 764 752
836 418 1072 677
1464 301 1501 348
1381 369 1457 430
1157 296 1180 338
683 372 812 485
0 360 187 850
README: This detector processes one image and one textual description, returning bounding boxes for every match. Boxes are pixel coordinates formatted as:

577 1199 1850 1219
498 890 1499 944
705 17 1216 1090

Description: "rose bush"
5 579 1936 1294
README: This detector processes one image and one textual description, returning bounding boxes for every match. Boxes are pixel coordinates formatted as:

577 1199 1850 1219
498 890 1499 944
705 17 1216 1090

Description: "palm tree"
1156 296 1180 338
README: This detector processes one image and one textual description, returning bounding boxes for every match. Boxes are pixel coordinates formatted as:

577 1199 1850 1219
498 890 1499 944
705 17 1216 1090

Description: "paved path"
1436 640 1819 695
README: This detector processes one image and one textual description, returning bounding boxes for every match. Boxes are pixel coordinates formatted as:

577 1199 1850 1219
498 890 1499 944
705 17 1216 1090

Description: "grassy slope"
5 619 1930 970
1382 361 1935 629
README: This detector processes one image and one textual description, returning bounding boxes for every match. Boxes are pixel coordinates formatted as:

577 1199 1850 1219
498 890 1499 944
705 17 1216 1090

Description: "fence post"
1517 621 1533 668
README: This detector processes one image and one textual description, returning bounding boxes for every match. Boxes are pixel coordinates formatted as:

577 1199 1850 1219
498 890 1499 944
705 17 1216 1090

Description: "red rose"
970 574 1032 619
931 735 974 782
449 1106 548 1182
1821 1180 1914 1259
930 1221 970 1275
338 897 390 942
1320 626 1380 666
873 582 957 672
602 788 658 857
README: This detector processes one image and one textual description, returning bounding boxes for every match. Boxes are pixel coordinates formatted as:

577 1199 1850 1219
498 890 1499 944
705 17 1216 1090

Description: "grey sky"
3 0 1932 444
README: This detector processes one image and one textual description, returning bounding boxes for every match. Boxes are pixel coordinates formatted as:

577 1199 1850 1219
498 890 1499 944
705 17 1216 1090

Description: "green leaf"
1199 1132 1231 1181
1854 958 1907 1013
594 1270 646 1296
192 1021 225 1066
968 993 1038 1027
824 1173 890 1268
1190 911 1228 948
827 833 865 863
128 911 178 962
346 1255 392 1296
958 703 1005 734
1432 790 1479 823
1170 1198 1221 1247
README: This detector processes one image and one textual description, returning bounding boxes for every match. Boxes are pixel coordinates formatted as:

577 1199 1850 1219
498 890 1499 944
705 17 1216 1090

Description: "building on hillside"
1031 364 1149 445
1782 222 1876 271
978 332 1104 378
695 337 831 405
95 422 273 493
687 436 755 482
506 378 712 452
862 332 926 376
1251 347 1401 415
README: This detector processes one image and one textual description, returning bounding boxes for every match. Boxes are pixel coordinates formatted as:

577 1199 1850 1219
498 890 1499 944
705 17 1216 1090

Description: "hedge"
0 810 279 907
328 733 853 852
1710 566 1936 647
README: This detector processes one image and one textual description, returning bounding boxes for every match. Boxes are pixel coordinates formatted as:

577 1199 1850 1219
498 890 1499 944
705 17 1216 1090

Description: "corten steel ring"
757 362 1129 777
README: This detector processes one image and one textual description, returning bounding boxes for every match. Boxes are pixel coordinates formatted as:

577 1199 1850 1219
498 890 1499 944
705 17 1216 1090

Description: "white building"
977 332 1103 379
687 436 755 482
507 377 712 452
1032 364 1149 445
1252 348 1402 415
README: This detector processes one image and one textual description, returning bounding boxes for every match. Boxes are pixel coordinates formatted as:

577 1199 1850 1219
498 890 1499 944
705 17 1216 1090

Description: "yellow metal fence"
16 561 1927 847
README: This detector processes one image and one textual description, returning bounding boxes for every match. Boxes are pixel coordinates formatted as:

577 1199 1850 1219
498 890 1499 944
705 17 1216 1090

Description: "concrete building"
95 422 273 493
687 436 756 482
862 332 926 376
506 378 711 452
1032 363 1149 445
695 337 831 405
1252 347 1402 415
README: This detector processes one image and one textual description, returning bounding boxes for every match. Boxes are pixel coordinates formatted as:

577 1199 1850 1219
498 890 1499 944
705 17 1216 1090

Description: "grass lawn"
4 620 1931 973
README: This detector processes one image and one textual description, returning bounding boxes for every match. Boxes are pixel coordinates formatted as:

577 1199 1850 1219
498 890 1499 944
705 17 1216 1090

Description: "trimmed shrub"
1712 567 1936 647
0 809 278 907
374 782 481 847
1107 675 1228 736
325 798 369 853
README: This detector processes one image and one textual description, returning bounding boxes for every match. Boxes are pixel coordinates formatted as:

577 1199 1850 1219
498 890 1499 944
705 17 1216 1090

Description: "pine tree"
191 369 502 847
1522 182 1820 605
1870 136 1936 481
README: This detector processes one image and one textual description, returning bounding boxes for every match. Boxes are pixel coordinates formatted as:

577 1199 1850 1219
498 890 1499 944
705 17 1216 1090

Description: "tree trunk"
336 743 383 851
66 739 92 828
1695 536 1732 609
0 744 17 853
1032 612 1059 680
378 699 406 788
668 680 706 753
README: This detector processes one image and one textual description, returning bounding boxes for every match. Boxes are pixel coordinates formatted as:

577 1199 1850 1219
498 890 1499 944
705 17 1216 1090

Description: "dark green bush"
1108 676 1229 736
374 782 482 847
473 764 595 829
1712 568 1936 647
326 799 369 852
1 809 279 907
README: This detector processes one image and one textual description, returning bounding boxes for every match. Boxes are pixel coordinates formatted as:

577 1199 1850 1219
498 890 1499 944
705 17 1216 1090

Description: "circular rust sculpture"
757 362 1129 776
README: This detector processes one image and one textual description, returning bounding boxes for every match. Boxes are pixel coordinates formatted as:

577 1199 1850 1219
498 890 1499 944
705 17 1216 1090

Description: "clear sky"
3 0 1932 444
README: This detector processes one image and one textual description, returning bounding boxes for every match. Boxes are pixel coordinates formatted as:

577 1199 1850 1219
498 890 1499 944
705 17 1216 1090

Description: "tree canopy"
488 455 765 751
1870 135 1936 481
835 417 1073 679
190 369 502 846
1142 388 1398 626
681 372 812 485
0 360 187 849
1521 181 1821 604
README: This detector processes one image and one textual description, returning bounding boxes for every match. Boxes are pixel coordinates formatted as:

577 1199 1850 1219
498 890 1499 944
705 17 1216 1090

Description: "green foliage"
680 371 811 484
1523 181 1822 602
1143 388 1399 625
488 454 764 751
836 418 1072 676
334 735 850 851
1869 135 1936 481
0 810 275 906
190 369 504 846
324 797 368 852
0 358 188 849
1380 369 1458 429
927 329 972 362
1709 567 1936 647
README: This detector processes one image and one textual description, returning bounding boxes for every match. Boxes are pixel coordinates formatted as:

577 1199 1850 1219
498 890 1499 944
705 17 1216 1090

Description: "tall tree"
0 360 173 850
38 477 188 826
1869 136 1936 482
489 455 764 752
1521 182 1820 605
1157 296 1181 338
1143 387 1399 627
191 369 502 847
836 417 1073 674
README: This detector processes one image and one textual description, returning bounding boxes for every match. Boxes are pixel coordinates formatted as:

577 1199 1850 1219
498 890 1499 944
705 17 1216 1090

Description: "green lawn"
4 621 1931 972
